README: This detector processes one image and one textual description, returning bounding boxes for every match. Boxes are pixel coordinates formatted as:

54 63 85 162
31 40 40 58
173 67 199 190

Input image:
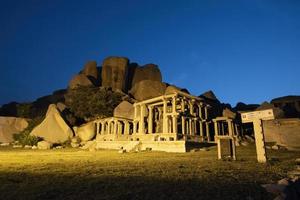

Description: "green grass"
0 145 298 200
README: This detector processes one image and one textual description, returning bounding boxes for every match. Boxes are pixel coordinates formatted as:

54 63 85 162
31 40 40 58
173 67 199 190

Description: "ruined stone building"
92 91 213 152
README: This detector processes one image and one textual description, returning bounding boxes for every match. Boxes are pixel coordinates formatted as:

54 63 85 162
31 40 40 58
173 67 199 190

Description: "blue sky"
0 0 299 106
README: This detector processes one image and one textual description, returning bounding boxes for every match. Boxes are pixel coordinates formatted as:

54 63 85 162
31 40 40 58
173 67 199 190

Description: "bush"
13 117 43 146
65 86 123 121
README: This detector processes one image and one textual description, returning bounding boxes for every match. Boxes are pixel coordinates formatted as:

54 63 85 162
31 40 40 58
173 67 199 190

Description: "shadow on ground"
0 172 272 200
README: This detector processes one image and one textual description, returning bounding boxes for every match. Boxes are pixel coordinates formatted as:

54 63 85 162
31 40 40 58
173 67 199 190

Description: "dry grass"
0 145 298 200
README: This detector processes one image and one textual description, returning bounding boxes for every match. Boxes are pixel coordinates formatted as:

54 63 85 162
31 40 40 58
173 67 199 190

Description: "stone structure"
263 118 300 150
213 117 238 160
241 109 276 163
91 91 212 152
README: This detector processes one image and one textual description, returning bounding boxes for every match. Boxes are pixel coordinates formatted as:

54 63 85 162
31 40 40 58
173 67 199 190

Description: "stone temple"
92 90 213 152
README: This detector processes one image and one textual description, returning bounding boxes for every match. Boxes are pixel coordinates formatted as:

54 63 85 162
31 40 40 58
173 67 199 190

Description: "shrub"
65 86 123 121
13 117 43 146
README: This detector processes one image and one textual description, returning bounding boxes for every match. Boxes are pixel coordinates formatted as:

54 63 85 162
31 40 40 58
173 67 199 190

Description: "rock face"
113 101 134 120
69 74 94 89
76 122 96 142
30 104 73 143
102 57 129 92
82 61 98 80
131 64 162 87
200 90 219 102
129 80 167 101
165 85 189 95
222 108 236 119
82 61 100 86
0 117 28 143
37 141 52 150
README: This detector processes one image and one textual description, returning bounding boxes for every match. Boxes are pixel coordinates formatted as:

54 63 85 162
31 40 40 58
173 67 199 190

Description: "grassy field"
0 144 298 200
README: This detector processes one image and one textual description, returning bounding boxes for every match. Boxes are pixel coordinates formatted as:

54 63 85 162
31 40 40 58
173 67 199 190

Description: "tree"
65 86 123 121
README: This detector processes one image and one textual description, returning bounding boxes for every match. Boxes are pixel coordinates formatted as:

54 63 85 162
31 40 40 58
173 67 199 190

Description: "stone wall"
263 118 300 150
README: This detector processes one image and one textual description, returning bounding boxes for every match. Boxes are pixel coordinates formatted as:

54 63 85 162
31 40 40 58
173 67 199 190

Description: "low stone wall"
95 140 186 153
140 141 186 153
263 118 300 150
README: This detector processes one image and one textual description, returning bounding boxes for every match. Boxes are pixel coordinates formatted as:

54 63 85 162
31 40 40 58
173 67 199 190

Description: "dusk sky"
1 0 299 106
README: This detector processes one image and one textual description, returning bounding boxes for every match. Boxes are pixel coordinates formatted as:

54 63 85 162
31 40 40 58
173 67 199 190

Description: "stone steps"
122 141 141 152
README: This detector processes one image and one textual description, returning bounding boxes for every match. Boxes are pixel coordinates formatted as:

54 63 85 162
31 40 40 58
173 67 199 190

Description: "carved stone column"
148 106 153 134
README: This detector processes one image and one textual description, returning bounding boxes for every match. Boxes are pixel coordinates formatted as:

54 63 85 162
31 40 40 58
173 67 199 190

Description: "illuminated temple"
92 91 217 152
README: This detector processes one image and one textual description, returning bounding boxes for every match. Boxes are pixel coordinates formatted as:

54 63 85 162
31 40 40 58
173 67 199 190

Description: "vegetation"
65 86 123 120
0 145 298 200
13 117 43 146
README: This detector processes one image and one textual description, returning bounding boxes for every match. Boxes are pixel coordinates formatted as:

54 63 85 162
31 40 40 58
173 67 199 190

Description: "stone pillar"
133 122 137 134
227 120 233 136
213 121 219 136
217 139 222 159
139 104 145 134
172 116 177 134
199 104 203 119
182 116 185 135
103 122 107 134
172 96 176 113
189 119 193 135
253 119 267 163
199 121 203 137
114 121 118 135
206 122 211 141
181 98 185 112
117 122 122 135
189 102 194 115
96 122 100 135
163 99 168 133
107 121 111 134
124 121 129 135
148 106 153 134
204 106 208 119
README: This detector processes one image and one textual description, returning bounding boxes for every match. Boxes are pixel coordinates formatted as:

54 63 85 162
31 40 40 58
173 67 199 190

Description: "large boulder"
113 101 134 120
200 90 219 102
68 74 94 89
37 141 52 150
165 85 189 95
76 122 96 142
0 117 28 143
81 61 100 86
30 104 73 143
222 108 236 119
131 64 162 87
101 57 129 92
82 61 98 79
129 80 167 101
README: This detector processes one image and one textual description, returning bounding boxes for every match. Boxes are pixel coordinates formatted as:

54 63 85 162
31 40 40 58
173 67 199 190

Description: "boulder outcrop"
113 101 134 120
101 57 129 92
81 61 100 86
68 74 94 89
165 85 189 95
129 80 167 101
222 108 236 119
30 104 73 143
0 117 28 143
37 141 52 150
131 64 162 87
76 122 96 142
